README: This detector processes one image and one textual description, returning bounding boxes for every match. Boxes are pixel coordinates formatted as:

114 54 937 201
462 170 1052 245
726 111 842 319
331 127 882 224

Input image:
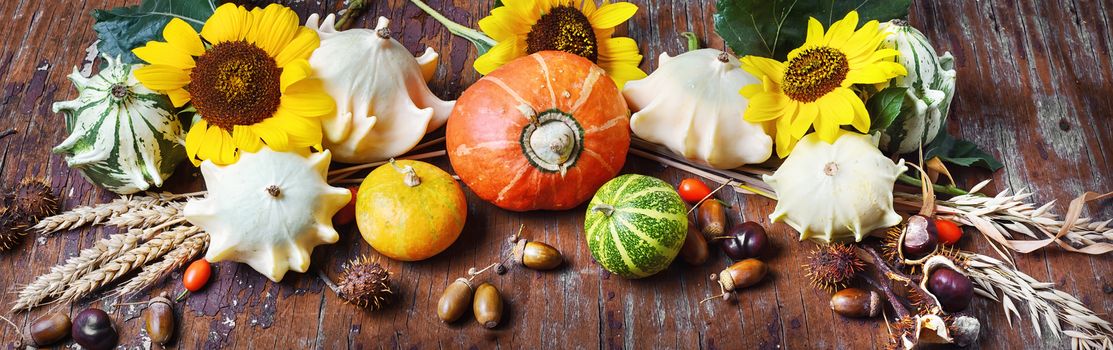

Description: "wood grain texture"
1 0 1111 349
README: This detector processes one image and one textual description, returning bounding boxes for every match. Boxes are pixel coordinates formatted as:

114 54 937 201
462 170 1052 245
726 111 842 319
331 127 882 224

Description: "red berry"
677 178 713 204
935 219 963 245
333 186 358 226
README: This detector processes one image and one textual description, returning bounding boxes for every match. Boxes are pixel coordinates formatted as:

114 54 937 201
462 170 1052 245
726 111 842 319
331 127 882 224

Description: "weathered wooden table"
1 0 1111 349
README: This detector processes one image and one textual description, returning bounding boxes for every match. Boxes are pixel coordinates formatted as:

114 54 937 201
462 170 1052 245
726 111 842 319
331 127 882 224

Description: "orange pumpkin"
447 51 630 211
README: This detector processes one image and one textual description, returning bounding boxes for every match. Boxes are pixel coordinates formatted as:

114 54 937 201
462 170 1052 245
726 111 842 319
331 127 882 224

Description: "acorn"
830 288 881 318
473 283 503 329
22 312 71 347
804 243 866 292
437 278 473 323
679 226 709 266
706 258 767 301
337 256 393 310
144 294 175 345
512 239 563 270
697 200 726 240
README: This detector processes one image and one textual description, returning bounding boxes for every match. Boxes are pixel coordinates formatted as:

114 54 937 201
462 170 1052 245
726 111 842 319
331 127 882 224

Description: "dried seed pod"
7 178 59 222
921 255 973 313
679 226 709 265
145 295 175 345
0 207 25 251
437 278 473 323
707 258 767 301
804 243 866 292
513 239 563 270
23 312 71 347
337 256 393 310
697 200 726 239
830 288 881 318
473 283 503 329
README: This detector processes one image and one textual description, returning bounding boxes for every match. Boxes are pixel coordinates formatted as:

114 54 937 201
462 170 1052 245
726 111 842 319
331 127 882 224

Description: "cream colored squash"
183 147 351 282
764 132 906 243
624 49 772 169
306 14 454 164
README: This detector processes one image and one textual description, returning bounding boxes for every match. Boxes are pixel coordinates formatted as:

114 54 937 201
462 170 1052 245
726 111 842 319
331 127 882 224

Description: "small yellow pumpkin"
356 160 466 261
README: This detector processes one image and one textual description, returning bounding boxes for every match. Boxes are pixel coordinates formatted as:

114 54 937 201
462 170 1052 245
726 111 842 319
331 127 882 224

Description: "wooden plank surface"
1 0 1111 349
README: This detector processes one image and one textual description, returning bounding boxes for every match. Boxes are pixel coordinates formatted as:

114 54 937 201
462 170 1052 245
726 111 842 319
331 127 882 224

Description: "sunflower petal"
280 79 336 117
740 56 784 85
744 92 788 122
162 19 204 56
184 120 208 166
280 59 313 92
165 88 192 108
824 11 858 47
804 17 825 46
590 2 637 29
598 37 643 65
246 4 300 56
845 89 871 132
788 102 818 139
251 121 290 151
774 117 797 158
474 39 524 75
274 27 320 67
580 0 598 15
133 65 190 91
844 62 905 85
232 125 264 152
202 3 250 44
813 110 840 143
597 62 646 89
479 7 531 41
739 83 763 98
269 112 323 147
133 42 195 69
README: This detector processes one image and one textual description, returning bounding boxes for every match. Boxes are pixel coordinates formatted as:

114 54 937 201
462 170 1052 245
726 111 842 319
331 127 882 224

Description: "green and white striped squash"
584 174 687 279
875 20 957 154
51 55 186 194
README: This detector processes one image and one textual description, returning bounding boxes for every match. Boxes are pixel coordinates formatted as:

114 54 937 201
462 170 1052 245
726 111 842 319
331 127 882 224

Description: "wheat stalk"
57 225 201 304
104 201 183 229
32 192 203 235
964 252 1113 349
115 233 209 297
11 219 183 311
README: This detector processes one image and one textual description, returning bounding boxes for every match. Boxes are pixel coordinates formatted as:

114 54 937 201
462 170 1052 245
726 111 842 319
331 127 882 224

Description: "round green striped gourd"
51 55 186 194
584 174 687 279
876 20 957 154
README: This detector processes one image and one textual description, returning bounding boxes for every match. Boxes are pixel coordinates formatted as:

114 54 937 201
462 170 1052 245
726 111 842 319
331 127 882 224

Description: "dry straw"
32 192 203 235
115 233 209 297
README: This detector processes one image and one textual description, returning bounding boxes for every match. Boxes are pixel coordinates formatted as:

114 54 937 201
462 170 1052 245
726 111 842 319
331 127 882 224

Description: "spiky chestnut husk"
804 243 866 292
337 256 393 310
6 178 59 223
0 207 25 251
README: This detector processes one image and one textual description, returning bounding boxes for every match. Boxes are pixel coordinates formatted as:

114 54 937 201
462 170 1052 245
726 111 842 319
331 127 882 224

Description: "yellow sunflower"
475 0 647 88
133 3 334 166
740 11 907 158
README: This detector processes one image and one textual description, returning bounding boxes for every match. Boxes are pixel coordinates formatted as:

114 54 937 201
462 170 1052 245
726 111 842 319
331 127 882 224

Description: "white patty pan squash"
183 147 351 282
51 55 186 194
624 49 772 169
875 20 957 154
306 14 454 164
764 132 907 243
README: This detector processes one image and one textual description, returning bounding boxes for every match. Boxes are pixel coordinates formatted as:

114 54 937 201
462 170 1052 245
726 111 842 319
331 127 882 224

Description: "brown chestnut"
513 240 563 270
72 308 117 350
473 283 503 329
437 278 473 323
927 267 974 313
679 226 710 266
901 215 938 260
830 288 881 318
23 312 70 347
721 222 769 260
145 295 176 345
697 200 726 239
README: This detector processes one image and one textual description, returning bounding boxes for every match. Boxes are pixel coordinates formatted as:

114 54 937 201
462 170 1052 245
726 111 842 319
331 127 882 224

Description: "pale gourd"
624 49 772 169
306 14 454 164
51 55 186 194
764 132 906 243
874 20 957 154
183 147 351 282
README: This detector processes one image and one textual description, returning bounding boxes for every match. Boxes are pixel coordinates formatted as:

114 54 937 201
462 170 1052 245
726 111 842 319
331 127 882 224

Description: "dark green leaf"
494 0 504 8
92 0 217 64
922 132 1004 171
714 0 912 60
866 87 905 133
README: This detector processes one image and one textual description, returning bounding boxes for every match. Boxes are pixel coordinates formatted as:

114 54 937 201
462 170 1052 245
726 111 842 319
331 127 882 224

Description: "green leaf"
866 87 905 133
494 0 504 8
92 0 216 64
922 132 1004 171
714 0 912 60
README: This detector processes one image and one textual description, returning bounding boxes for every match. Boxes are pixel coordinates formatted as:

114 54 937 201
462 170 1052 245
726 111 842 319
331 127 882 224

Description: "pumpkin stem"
388 159 422 187
823 162 839 176
681 32 700 52
591 204 615 217
266 185 281 198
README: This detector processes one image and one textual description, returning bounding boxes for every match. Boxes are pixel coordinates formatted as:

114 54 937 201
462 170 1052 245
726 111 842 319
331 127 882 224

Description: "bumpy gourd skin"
356 160 467 261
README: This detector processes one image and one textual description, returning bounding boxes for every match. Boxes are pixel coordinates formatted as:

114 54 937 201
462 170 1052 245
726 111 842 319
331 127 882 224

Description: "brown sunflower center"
526 6 598 62
189 41 282 131
782 47 849 102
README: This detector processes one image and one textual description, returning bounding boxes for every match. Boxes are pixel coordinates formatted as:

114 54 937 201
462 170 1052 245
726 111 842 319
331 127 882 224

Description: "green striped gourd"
584 174 687 279
52 55 185 194
875 20 957 154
